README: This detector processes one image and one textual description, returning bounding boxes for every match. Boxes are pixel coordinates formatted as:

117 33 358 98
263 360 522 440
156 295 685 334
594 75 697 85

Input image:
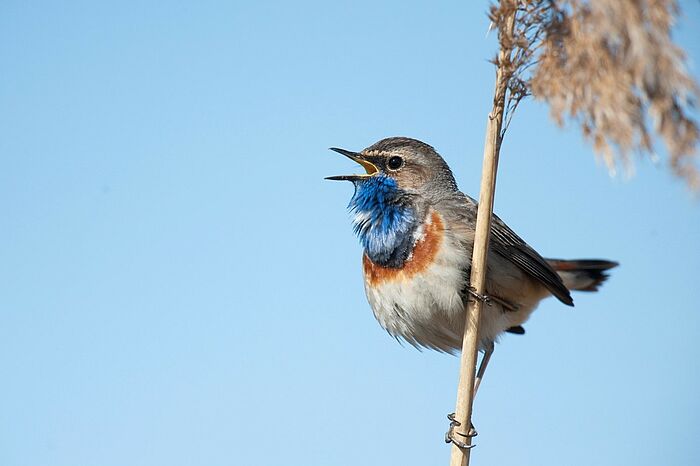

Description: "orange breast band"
363 211 444 286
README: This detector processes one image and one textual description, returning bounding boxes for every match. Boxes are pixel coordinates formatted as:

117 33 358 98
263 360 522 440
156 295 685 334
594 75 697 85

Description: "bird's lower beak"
325 147 380 181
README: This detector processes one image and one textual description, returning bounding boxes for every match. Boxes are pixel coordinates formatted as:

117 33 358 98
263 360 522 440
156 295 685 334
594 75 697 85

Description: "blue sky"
1 2 699 465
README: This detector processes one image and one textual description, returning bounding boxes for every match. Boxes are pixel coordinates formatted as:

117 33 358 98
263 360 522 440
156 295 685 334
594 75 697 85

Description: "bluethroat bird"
327 137 617 446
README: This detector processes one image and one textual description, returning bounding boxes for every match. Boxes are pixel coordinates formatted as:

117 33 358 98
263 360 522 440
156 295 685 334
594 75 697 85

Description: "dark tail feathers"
546 259 619 292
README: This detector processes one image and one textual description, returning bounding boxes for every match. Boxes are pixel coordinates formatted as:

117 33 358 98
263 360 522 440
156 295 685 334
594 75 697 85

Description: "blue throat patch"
348 174 417 267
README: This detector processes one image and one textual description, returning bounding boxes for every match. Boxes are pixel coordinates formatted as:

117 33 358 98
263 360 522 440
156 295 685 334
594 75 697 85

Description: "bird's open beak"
325 147 380 181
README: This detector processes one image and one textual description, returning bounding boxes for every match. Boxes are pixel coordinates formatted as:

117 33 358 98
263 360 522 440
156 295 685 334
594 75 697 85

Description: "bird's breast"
360 209 472 352
362 211 444 285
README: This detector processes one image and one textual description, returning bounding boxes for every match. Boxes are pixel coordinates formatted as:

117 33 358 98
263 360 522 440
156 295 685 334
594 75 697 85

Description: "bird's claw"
466 286 492 306
445 413 477 450
466 286 520 312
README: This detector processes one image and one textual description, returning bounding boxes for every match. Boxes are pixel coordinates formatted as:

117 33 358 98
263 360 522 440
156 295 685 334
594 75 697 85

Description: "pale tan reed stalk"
450 1 697 463
449 6 517 466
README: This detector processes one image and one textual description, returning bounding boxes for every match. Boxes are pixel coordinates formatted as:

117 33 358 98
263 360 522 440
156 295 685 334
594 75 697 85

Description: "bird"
326 137 618 443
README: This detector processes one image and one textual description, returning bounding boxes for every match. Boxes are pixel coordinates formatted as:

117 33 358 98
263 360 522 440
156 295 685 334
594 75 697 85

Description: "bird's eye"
387 156 403 171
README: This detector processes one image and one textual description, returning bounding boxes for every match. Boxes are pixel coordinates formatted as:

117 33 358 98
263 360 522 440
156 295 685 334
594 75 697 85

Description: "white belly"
362 211 470 352
362 212 549 353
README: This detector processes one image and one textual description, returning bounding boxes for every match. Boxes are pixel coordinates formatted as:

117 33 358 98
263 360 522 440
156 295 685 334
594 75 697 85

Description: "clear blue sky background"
2 2 699 465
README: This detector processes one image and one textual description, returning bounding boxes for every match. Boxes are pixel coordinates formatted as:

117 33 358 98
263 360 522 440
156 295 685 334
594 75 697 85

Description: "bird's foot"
466 286 520 312
466 287 492 306
445 413 477 450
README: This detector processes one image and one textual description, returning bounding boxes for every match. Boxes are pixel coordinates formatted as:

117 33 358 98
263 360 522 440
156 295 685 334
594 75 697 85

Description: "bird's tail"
546 259 619 292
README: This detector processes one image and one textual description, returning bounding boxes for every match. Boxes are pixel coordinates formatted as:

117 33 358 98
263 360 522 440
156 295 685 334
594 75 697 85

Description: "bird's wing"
437 194 573 306
489 214 573 306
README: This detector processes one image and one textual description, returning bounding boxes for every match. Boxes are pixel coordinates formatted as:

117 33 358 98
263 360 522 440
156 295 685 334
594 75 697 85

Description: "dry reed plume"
490 0 700 190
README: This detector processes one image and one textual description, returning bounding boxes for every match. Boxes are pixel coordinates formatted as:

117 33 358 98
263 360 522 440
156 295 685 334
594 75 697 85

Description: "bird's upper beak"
325 147 380 181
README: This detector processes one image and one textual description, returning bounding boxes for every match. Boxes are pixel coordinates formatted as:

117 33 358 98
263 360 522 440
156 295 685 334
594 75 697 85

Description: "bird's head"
325 137 457 198
326 137 458 266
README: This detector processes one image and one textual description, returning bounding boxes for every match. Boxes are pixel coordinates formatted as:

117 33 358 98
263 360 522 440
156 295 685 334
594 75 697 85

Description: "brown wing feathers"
489 215 574 306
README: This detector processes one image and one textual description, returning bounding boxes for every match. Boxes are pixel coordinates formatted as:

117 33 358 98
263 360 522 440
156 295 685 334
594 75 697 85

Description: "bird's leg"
445 343 495 447
474 342 494 399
